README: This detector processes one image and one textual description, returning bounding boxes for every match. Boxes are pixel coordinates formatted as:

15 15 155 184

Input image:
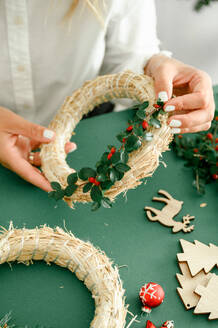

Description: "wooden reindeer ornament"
144 190 195 233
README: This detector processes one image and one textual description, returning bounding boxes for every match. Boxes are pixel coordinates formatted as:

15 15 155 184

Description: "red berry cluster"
88 177 100 186
107 147 116 160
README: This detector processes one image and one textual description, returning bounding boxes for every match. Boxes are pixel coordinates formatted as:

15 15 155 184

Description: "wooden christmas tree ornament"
177 239 218 276
40 71 173 208
176 262 212 310
194 274 218 320
144 190 195 233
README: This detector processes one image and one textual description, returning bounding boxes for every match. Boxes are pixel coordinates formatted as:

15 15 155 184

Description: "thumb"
153 67 174 102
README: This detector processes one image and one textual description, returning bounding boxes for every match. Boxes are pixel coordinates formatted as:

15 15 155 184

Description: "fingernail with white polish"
69 144 77 152
169 119 182 128
171 128 181 134
43 129 54 139
165 105 175 112
158 91 168 102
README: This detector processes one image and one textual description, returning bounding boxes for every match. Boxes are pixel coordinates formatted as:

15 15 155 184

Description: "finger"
168 108 213 130
65 142 77 153
1 108 55 143
170 121 211 134
152 65 175 101
164 92 210 112
8 156 52 192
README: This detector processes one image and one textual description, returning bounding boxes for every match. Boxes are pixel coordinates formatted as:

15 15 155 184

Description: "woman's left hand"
144 54 215 134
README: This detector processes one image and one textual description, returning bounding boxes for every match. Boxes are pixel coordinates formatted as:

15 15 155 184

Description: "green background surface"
0 89 217 328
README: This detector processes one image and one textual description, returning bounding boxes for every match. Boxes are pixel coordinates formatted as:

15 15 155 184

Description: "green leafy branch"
194 0 218 11
49 100 165 210
172 111 218 194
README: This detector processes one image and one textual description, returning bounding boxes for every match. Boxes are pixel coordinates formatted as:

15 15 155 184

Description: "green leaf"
48 191 56 198
116 171 124 181
101 180 113 190
109 168 120 183
101 197 112 208
116 132 128 142
157 100 164 107
96 164 109 174
64 184 77 197
90 185 103 202
120 151 129 164
149 117 161 128
115 163 131 173
101 152 110 163
51 182 61 191
125 135 139 151
136 108 146 120
83 182 93 193
91 201 101 211
67 172 78 185
133 125 144 137
53 189 65 201
139 101 149 110
96 173 107 182
111 152 120 164
78 167 96 180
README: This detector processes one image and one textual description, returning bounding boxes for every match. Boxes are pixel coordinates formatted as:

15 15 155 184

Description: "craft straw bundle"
40 70 173 207
0 223 127 327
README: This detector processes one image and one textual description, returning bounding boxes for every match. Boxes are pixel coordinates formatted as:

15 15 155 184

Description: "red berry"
94 179 100 186
206 133 213 141
153 104 160 109
215 116 218 121
122 138 126 143
111 147 116 154
88 177 95 183
126 125 133 132
193 148 198 153
107 153 113 160
215 138 218 144
178 134 183 139
200 156 203 160
212 174 218 180
142 120 149 130
216 162 218 167
215 145 218 151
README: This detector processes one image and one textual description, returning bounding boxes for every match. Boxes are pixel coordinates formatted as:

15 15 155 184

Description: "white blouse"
0 0 166 126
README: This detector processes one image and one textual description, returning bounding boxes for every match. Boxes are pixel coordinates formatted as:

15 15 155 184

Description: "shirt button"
17 65 25 72
14 16 23 25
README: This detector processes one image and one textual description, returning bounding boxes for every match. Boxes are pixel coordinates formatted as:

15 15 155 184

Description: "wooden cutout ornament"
194 274 218 320
176 262 212 310
144 190 195 233
177 239 218 276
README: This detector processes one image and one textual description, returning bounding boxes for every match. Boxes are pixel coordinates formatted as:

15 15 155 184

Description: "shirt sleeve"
99 0 161 77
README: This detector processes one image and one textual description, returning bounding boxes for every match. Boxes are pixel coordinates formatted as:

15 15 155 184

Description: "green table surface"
0 90 218 328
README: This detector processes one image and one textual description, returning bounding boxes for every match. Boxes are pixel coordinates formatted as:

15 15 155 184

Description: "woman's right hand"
0 107 76 191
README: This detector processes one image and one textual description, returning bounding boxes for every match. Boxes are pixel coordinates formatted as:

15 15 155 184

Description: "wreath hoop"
40 70 172 208
0 224 127 327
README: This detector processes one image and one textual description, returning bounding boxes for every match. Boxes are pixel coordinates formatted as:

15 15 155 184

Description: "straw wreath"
40 70 173 208
0 223 127 328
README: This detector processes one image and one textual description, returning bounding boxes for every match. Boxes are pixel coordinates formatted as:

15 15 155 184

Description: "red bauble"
161 320 174 328
146 320 157 328
139 282 165 313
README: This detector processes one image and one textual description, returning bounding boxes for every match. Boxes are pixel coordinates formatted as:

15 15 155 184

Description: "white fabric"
0 0 163 126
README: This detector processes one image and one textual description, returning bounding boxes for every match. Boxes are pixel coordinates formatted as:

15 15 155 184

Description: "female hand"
0 107 76 191
144 54 215 134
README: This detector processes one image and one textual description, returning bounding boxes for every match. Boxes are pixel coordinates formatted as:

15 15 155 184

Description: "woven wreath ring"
40 70 172 207
0 224 127 328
